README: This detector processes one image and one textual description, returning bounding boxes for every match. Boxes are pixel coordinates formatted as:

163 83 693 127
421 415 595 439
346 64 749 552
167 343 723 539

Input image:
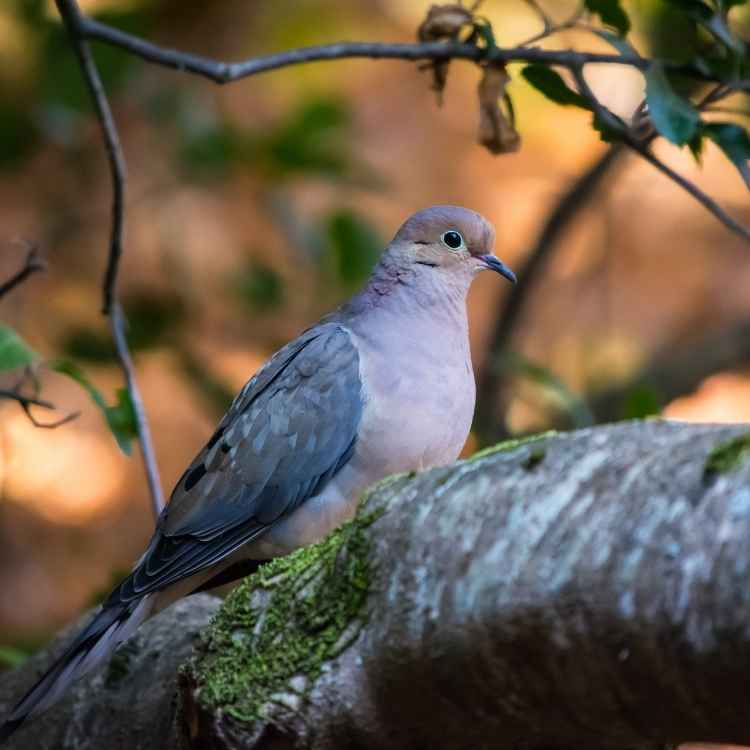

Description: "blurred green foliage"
500 352 594 429
0 105 38 169
322 209 382 288
62 293 186 362
179 98 353 182
0 645 31 670
50 359 138 454
0 325 36 371
233 262 285 313
1 3 151 165
621 383 663 419
179 349 235 417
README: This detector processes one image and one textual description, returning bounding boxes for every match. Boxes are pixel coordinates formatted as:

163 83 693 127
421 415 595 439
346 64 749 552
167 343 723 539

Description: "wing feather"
106 324 362 606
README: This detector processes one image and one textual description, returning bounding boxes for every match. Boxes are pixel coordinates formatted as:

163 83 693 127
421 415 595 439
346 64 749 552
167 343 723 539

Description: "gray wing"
107 323 362 606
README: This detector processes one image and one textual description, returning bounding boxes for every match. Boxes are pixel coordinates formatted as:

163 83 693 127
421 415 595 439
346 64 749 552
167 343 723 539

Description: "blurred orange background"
0 0 749 650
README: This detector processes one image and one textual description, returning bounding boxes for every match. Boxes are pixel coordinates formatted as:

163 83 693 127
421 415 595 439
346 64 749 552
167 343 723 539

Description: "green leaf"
521 65 590 109
703 122 750 188
0 325 37 371
591 29 641 58
645 63 700 145
104 389 138 455
584 0 631 36
663 0 712 15
50 360 138 454
592 110 627 142
473 18 496 50
688 131 705 163
663 0 743 53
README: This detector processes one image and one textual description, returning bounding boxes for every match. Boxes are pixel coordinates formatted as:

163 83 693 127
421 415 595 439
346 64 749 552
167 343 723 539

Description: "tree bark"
0 594 220 749
3 421 750 750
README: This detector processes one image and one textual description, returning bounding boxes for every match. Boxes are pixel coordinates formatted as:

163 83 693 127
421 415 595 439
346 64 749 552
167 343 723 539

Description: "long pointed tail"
0 596 152 744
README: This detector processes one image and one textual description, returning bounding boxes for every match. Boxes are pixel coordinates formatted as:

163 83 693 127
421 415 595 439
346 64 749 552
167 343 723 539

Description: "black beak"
480 255 516 284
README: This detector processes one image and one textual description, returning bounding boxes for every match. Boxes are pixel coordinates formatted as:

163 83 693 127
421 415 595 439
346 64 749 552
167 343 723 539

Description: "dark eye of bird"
441 230 463 249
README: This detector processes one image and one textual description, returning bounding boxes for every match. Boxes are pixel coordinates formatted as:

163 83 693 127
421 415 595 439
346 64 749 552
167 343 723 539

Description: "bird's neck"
351 256 471 326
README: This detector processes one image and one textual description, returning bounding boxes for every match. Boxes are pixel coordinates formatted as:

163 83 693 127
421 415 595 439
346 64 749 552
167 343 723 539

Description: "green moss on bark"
704 432 750 480
187 496 388 724
470 431 555 462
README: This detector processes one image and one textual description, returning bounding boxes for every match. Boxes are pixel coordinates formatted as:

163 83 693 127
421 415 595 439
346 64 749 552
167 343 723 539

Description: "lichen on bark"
186 489 390 724
468 430 555 462
703 431 750 479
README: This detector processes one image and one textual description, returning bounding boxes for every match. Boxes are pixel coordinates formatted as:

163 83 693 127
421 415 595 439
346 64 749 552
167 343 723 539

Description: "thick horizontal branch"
3 421 750 749
74 8 749 248
78 20 649 83
180 420 750 750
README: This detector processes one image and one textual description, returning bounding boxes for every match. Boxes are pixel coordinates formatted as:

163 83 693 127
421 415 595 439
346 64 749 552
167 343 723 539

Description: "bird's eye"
441 230 464 250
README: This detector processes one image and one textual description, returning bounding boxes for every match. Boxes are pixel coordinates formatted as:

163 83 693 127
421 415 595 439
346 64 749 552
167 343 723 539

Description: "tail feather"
0 596 152 744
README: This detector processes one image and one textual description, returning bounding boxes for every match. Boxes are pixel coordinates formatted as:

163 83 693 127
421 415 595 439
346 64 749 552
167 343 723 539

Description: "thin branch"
0 389 54 411
110 303 165 518
523 0 554 33
0 388 79 429
627 140 750 236
519 1 584 47
0 244 45 299
55 0 124 316
474 144 626 443
79 15 681 81
572 66 750 244
75 7 749 239
51 0 750 500
54 0 164 521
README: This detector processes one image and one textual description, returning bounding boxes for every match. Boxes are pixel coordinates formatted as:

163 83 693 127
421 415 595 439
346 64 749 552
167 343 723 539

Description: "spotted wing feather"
106 324 362 605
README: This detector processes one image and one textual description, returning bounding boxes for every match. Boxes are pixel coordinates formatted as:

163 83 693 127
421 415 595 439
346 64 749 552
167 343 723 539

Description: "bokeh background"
0 0 749 659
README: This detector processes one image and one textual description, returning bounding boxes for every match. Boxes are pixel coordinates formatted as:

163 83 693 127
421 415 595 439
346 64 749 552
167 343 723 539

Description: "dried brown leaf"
417 4 475 105
477 64 521 155
418 4 474 41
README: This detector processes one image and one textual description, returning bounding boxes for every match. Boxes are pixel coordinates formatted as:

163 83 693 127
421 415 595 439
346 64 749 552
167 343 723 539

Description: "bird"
0 205 515 742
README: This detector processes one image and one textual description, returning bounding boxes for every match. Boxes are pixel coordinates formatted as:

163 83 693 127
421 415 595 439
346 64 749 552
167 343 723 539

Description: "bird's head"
389 205 516 285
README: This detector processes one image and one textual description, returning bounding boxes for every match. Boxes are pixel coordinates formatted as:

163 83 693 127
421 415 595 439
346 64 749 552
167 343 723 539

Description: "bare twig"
78 14 706 81
519 1 584 47
55 0 164 521
51 0 750 493
475 82 746 440
571 65 750 244
110 303 165 518
0 244 45 299
72 8 747 240
523 0 554 33
0 388 79 429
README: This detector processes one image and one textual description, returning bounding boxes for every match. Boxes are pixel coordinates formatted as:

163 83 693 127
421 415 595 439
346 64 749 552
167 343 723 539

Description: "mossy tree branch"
5 421 748 748
178 420 750 750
